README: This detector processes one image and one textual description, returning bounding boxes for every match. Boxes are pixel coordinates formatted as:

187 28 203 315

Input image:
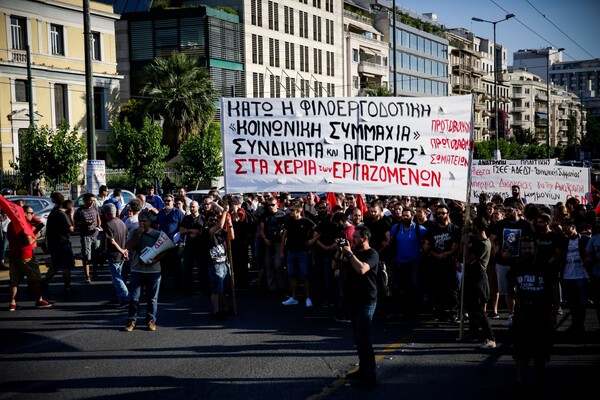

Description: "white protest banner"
470 162 590 205
221 96 474 201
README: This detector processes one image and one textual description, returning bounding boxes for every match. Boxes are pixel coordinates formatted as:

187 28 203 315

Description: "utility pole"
83 0 96 160
26 45 34 127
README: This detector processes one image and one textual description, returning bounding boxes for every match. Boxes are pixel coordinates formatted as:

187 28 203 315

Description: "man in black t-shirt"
259 199 288 294
334 225 379 388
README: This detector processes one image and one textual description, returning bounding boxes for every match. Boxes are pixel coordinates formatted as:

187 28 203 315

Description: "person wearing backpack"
389 207 427 318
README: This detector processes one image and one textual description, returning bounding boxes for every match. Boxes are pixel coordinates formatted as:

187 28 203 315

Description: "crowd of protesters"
3 183 600 392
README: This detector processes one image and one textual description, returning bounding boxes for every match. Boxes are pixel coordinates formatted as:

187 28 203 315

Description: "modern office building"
549 58 600 119
364 1 448 97
0 0 121 169
513 47 563 81
116 4 245 118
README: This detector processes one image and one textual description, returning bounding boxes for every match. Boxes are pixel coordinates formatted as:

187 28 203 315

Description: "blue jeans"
109 260 129 302
128 271 161 324
350 301 377 379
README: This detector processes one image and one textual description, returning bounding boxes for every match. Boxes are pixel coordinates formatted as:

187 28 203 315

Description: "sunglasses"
436 212 448 216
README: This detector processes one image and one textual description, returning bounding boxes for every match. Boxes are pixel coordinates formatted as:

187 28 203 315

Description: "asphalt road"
0 248 598 400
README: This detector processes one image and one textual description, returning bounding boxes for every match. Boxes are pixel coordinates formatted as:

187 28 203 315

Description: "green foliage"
473 138 560 160
363 84 393 97
107 117 169 190
215 6 238 15
140 52 218 157
175 122 223 187
512 127 536 146
118 98 146 130
582 115 600 157
10 121 86 190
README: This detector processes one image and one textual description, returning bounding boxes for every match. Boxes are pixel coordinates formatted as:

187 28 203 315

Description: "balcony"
513 93 527 99
558 136 568 144
559 124 568 131
512 106 527 113
559 114 569 120
10 49 27 63
558 102 567 109
452 83 472 93
452 63 474 73
475 102 485 110
344 10 374 25
535 93 548 101
358 61 387 76
496 73 510 82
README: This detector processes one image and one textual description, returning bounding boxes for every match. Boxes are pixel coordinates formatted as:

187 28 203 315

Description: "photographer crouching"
333 225 380 388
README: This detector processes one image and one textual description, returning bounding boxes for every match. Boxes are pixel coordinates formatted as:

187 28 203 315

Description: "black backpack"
377 261 392 298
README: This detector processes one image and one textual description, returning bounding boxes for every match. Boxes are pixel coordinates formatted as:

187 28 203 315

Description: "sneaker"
306 298 313 308
503 315 513 327
147 321 157 331
481 339 497 349
8 303 18 312
488 312 500 319
124 321 136 332
35 299 53 308
282 297 299 306
85 276 92 284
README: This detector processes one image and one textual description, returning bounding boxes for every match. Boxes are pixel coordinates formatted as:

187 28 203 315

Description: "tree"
363 84 393 97
582 115 600 158
140 52 218 157
10 122 86 190
107 117 169 191
175 122 223 189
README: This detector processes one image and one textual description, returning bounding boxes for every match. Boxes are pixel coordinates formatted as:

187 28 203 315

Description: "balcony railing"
358 61 387 76
10 49 27 63
344 10 374 25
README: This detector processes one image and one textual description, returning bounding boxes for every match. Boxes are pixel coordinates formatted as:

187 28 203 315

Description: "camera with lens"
337 238 348 247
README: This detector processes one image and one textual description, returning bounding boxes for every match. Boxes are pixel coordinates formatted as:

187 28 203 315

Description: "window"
311 16 322 42
251 0 263 27
298 11 308 38
284 6 294 34
91 31 101 61
50 24 64 55
15 79 29 102
54 84 68 124
253 72 265 98
269 38 280 67
94 86 105 129
268 1 279 31
11 16 27 50
285 42 295 70
252 34 264 64
300 45 309 72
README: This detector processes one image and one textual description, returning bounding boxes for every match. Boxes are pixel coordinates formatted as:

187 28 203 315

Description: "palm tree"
140 52 218 156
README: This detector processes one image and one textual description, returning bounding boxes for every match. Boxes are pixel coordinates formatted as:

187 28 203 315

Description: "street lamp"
472 14 515 160
534 47 565 158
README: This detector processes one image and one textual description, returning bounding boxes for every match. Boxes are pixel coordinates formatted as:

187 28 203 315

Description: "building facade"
116 5 245 120
0 0 121 169
550 58 600 119
510 68 585 148
445 28 486 141
342 0 388 97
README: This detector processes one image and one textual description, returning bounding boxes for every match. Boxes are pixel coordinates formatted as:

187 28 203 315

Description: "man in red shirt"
7 216 53 311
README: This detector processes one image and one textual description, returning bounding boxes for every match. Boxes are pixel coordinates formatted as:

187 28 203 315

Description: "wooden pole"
225 218 237 316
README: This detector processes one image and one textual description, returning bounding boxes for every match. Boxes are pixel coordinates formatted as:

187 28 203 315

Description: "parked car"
4 195 53 252
73 189 135 208
187 188 226 203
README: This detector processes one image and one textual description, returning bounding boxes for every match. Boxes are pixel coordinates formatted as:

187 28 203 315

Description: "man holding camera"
333 225 379 387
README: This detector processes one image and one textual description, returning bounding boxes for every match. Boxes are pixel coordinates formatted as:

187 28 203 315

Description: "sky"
394 0 600 65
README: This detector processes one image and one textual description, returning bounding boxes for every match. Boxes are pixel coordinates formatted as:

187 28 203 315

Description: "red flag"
0 196 35 238
356 194 369 215
326 192 338 213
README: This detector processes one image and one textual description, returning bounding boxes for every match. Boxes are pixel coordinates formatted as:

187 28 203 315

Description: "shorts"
209 262 230 294
50 241 75 270
496 263 511 295
9 257 42 284
80 235 100 263
286 251 310 278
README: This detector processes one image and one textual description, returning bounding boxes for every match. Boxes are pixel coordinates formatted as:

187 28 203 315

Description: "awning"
535 113 548 119
360 46 380 56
